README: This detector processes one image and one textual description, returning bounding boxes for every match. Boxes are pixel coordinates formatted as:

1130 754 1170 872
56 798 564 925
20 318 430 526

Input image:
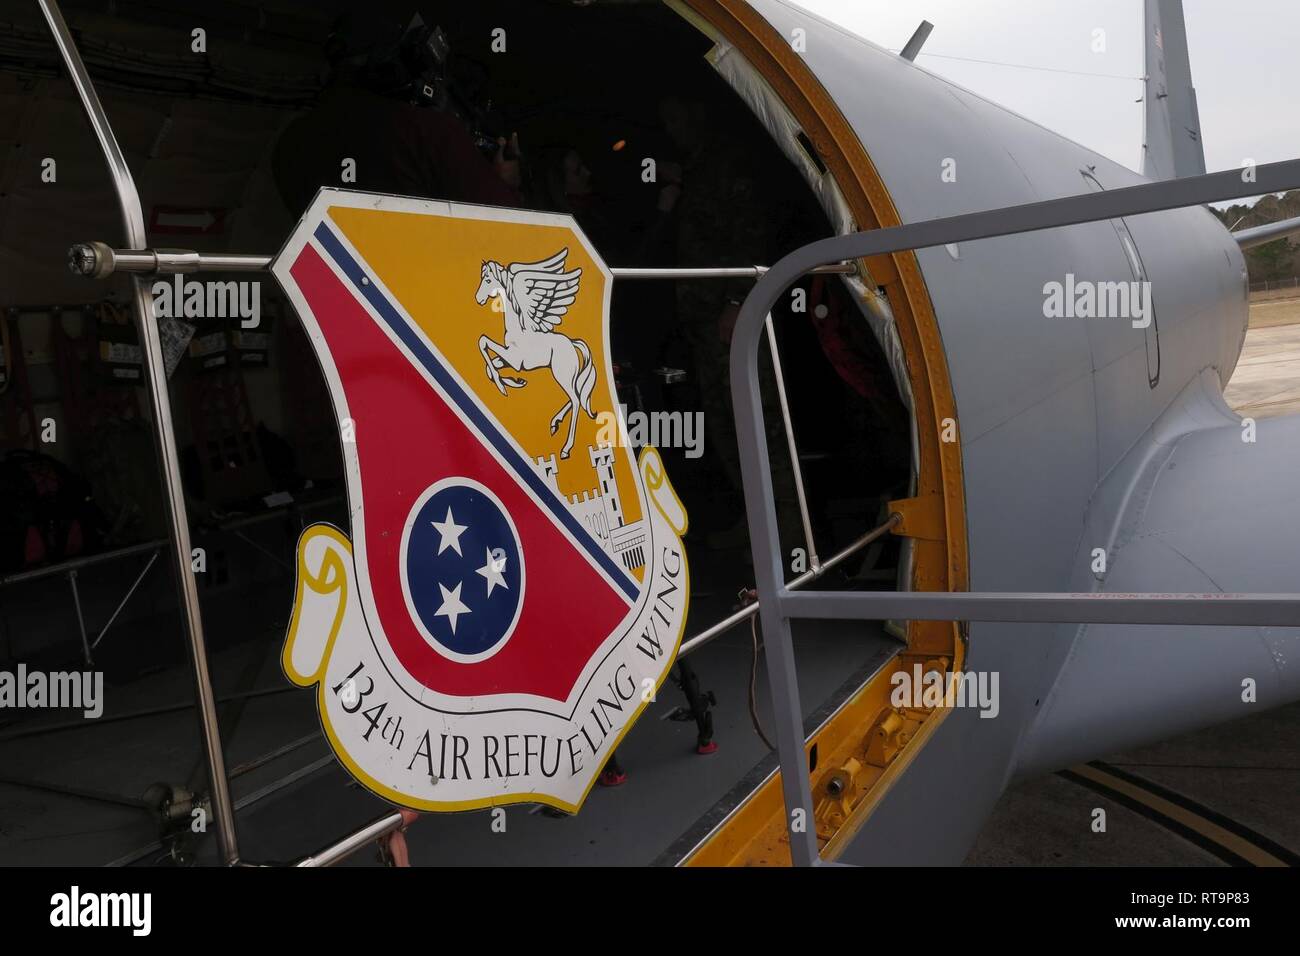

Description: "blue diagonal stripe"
311 221 638 602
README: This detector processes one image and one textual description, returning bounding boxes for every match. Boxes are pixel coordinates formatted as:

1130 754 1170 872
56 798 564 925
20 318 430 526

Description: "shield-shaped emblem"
272 189 689 813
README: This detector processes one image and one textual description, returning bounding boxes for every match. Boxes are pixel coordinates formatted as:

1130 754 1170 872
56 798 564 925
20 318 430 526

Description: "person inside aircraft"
805 277 911 500
656 94 803 556
598 752 628 788
537 148 597 219
272 12 523 215
531 144 721 777
535 144 681 270
534 146 623 258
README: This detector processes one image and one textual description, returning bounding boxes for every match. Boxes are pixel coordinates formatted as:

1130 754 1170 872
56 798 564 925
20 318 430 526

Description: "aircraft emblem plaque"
272 190 690 813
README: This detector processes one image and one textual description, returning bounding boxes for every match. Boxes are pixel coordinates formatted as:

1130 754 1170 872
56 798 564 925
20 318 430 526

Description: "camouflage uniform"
673 139 802 553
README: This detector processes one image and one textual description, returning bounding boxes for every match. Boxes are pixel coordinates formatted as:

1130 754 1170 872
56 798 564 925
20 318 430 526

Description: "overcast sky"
788 0 1300 182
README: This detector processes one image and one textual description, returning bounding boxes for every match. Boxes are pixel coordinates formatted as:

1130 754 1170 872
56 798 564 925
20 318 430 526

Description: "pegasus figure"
475 248 597 459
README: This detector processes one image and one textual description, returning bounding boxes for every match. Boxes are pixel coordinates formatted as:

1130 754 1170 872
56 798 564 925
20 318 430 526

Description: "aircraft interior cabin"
0 0 918 866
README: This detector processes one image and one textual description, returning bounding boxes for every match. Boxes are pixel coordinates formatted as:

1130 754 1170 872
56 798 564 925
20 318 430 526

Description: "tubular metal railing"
678 514 898 658
65 240 858 282
37 0 239 864
728 156 1300 866
294 811 409 868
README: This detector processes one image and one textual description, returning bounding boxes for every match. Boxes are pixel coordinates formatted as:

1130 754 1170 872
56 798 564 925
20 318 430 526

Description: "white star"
430 507 468 556
476 547 509 597
434 581 471 634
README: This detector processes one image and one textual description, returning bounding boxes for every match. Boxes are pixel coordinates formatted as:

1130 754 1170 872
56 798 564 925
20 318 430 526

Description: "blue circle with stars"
401 479 524 661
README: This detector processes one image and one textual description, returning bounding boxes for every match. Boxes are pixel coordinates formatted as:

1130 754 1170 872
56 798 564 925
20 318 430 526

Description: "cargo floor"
0 569 901 867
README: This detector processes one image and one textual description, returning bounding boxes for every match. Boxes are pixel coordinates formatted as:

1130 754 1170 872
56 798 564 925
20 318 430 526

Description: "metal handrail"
67 240 858 281
728 157 1300 866
38 0 240 864
678 514 899 657
764 314 819 570
294 811 408 868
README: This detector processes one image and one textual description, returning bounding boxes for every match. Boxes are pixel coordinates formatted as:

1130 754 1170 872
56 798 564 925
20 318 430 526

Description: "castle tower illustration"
534 443 646 573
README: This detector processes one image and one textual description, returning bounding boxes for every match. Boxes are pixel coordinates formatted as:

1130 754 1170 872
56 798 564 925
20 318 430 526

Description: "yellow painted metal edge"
676 0 969 865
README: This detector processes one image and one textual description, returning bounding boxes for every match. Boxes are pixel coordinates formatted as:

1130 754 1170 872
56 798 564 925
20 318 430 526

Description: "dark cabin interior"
0 0 909 865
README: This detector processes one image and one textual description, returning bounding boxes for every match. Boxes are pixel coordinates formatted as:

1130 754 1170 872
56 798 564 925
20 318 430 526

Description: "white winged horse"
475 248 597 459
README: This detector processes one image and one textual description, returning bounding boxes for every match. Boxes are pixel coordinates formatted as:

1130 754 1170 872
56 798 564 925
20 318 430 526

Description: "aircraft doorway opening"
453 0 917 851
407 0 915 594
0 0 926 867
265 0 917 633
275 0 919 858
